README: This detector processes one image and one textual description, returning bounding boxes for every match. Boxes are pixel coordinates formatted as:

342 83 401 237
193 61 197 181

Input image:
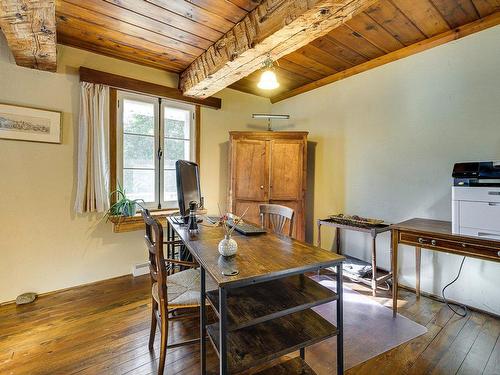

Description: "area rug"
306 275 427 374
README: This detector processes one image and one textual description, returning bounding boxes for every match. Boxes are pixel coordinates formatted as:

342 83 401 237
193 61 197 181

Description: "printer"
452 161 500 239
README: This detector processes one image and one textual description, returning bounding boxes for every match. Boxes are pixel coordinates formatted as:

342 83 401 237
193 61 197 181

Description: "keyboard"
205 216 266 235
205 216 220 224
227 219 267 235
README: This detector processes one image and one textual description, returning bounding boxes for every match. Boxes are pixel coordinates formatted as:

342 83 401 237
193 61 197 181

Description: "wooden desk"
392 218 500 315
317 218 392 296
167 218 345 375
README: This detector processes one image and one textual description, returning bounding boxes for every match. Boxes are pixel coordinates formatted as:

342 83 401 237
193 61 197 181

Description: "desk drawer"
399 232 500 261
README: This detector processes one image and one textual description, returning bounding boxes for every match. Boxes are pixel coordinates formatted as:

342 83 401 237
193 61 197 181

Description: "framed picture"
0 103 62 144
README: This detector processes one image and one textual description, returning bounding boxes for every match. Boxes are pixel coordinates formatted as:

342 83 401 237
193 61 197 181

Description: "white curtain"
74 82 110 214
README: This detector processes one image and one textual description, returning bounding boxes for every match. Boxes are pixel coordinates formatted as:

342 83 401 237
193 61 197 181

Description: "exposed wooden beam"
79 67 221 110
271 11 500 103
180 0 378 98
0 0 56 71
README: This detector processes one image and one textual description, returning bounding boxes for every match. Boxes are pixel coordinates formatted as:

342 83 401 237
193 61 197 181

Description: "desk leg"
336 263 344 375
336 227 341 255
219 287 228 375
166 223 172 260
167 223 174 275
170 225 176 258
200 267 206 375
392 229 399 316
371 236 377 297
415 247 421 299
317 221 322 248
317 222 322 278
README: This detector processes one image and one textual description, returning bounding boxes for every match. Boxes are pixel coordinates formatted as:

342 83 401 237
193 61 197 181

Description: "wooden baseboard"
0 273 148 307
398 284 500 319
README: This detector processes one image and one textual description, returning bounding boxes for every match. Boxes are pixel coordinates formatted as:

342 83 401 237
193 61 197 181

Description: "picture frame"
0 103 62 144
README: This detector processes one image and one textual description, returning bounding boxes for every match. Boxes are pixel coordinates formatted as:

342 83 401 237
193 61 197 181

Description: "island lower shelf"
206 274 338 331
206 308 338 374
253 357 317 375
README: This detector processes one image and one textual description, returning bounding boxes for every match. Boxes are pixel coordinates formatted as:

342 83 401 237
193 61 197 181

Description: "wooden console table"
317 218 392 296
392 218 500 315
168 217 345 375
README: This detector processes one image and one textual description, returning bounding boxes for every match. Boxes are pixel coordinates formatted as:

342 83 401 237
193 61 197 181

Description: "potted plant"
104 184 145 222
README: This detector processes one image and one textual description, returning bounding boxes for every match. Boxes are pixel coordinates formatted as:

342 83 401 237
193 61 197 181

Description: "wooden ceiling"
55 0 261 72
2 1 498 101
231 0 500 100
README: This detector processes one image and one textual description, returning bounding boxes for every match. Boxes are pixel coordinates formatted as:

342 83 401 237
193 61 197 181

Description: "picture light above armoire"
251 114 290 131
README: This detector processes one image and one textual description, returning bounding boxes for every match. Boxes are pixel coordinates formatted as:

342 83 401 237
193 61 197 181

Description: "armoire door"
233 140 268 201
269 140 304 201
229 131 307 241
234 200 266 226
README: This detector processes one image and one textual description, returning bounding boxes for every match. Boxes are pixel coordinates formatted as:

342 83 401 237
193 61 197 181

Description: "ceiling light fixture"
257 56 279 90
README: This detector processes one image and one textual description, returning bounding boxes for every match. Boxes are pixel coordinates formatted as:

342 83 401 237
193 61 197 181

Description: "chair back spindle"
259 204 295 237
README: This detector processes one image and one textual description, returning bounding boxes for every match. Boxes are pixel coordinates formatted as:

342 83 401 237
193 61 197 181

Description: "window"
116 91 196 209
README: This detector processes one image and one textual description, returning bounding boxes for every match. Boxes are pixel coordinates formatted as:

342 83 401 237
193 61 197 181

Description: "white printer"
452 161 500 239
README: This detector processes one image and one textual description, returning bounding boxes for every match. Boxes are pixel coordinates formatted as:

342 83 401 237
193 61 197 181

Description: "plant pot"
218 235 238 257
121 201 137 217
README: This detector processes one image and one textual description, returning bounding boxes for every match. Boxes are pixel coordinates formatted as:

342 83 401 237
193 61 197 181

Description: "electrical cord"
442 256 468 317
378 281 391 292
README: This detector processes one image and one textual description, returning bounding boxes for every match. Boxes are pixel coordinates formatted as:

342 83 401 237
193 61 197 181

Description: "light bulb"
257 69 279 90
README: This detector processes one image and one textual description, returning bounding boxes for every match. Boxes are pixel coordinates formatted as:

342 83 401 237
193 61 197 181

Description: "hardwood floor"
0 274 498 375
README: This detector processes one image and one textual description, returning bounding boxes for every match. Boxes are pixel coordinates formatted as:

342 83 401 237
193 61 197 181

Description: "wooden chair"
259 204 295 237
142 210 215 375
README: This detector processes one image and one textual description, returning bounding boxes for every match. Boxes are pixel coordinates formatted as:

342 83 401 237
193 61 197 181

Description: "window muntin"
160 102 195 206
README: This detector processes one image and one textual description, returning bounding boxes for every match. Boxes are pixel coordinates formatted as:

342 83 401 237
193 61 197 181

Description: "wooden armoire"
228 131 308 241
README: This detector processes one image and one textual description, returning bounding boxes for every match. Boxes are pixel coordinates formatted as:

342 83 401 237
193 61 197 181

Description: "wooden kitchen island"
167 217 345 374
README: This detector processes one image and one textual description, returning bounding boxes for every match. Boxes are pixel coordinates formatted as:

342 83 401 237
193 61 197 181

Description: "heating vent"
132 262 149 277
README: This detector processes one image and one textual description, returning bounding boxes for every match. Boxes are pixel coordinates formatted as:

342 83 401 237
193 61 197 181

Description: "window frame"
116 91 159 209
112 89 199 211
159 100 197 209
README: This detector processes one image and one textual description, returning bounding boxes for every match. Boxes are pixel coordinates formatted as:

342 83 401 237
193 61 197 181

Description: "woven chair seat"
152 268 217 306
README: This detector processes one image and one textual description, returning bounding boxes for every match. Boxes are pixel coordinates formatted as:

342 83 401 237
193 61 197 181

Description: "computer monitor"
175 160 202 220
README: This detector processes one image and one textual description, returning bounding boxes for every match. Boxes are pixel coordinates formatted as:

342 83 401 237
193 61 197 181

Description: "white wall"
0 36 269 303
200 90 271 213
273 26 500 315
